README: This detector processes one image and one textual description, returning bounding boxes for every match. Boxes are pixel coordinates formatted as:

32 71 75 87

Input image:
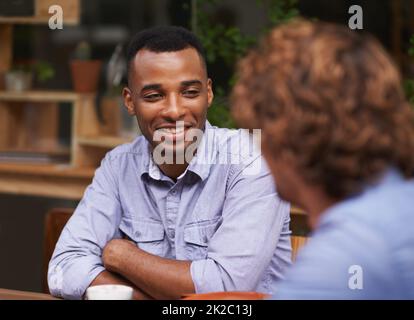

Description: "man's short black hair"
127 26 207 82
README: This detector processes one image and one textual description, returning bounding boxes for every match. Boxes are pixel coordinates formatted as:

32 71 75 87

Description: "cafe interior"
0 0 413 299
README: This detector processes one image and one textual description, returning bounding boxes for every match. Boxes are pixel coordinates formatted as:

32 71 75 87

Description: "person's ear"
123 87 136 116
207 78 214 108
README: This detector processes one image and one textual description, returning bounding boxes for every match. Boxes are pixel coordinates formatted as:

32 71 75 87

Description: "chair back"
43 208 73 293
291 235 309 261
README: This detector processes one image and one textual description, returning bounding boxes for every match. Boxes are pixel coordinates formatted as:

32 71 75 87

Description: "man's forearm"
103 240 195 299
89 270 153 300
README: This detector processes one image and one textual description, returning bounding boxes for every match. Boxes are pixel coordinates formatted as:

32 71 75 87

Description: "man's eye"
144 94 163 101
183 90 199 97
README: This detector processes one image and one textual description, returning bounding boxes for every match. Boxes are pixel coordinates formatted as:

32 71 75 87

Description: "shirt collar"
318 167 405 228
186 121 215 181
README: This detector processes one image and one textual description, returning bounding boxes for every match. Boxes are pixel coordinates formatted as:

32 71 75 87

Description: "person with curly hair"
232 20 414 299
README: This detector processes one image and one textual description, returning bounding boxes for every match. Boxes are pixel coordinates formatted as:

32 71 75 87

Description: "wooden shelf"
0 0 90 200
77 135 133 149
0 89 100 199
0 145 69 154
0 146 70 164
0 162 94 179
0 0 80 26
0 16 78 25
0 163 95 200
0 90 92 102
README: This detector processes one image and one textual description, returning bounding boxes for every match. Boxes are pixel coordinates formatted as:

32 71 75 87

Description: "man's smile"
155 122 195 142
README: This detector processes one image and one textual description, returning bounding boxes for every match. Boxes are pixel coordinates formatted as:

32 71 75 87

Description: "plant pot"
4 71 33 91
70 60 102 93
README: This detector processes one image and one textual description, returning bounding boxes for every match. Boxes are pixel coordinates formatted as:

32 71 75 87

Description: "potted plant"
4 60 55 91
4 67 33 91
70 41 102 93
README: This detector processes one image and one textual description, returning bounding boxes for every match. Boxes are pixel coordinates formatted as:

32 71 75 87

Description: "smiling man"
48 26 291 300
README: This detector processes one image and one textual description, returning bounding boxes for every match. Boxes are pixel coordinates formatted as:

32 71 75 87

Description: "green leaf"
193 0 300 128
409 35 414 57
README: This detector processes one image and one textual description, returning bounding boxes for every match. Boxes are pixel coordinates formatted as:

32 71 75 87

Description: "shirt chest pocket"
183 218 221 260
119 218 167 257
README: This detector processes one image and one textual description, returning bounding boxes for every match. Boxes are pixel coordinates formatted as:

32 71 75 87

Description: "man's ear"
207 78 214 108
123 87 136 115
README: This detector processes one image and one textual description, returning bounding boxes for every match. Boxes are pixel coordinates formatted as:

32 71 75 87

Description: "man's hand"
101 238 195 299
92 239 154 300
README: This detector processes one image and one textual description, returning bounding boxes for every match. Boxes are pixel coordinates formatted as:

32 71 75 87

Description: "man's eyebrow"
140 80 201 92
181 80 202 86
141 84 162 92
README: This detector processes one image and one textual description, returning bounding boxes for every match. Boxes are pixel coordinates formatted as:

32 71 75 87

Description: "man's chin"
152 142 191 165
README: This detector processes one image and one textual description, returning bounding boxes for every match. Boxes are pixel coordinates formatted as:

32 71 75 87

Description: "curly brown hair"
232 20 414 198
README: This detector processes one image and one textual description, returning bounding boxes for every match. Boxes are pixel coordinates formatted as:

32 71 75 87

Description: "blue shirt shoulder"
275 169 414 299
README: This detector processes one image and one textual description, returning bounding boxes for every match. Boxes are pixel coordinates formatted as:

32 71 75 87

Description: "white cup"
85 285 133 300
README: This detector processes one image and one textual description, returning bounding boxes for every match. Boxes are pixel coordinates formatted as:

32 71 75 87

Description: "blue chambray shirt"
48 122 291 299
274 168 414 299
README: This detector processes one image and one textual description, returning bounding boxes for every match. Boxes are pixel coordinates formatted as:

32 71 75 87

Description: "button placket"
165 182 184 253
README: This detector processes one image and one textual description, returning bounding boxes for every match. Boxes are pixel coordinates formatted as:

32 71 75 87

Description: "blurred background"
0 0 413 293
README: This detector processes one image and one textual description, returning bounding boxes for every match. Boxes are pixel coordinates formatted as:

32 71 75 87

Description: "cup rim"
86 284 133 294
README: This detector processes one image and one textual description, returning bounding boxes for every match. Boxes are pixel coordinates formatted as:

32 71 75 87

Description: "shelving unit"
0 90 130 199
0 0 80 25
0 0 134 200
77 135 131 149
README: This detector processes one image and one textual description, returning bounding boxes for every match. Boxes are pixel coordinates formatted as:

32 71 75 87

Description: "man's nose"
161 94 186 120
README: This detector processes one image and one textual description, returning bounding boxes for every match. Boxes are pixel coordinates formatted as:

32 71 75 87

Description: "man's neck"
158 162 190 181
154 148 198 180
297 186 338 229
150 125 204 180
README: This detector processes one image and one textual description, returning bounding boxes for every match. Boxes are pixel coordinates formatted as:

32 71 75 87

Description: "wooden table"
0 288 59 300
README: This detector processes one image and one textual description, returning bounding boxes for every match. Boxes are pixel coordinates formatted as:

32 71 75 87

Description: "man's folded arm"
48 155 131 299
191 156 290 293
102 156 291 297
102 240 195 299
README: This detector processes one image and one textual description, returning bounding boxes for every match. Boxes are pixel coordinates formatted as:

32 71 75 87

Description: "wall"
0 194 77 292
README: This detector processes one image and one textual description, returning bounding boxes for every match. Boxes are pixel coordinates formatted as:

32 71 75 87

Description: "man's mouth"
155 123 194 143
157 127 186 134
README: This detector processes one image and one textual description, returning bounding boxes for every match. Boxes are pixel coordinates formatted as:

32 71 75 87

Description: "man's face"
123 48 213 155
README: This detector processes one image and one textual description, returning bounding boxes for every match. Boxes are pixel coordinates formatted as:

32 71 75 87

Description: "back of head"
232 20 414 198
126 26 206 84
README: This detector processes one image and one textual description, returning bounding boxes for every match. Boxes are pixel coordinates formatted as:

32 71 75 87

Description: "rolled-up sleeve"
48 154 122 299
190 156 290 293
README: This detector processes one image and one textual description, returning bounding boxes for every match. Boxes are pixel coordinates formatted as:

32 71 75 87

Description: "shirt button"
134 231 141 237
170 230 175 238
171 190 176 195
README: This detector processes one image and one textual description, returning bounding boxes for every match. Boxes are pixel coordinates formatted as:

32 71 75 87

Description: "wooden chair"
291 235 309 262
43 208 73 293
